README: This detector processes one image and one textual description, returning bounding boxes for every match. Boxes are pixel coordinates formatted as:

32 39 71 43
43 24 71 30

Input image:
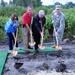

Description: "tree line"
0 0 75 8
0 0 42 7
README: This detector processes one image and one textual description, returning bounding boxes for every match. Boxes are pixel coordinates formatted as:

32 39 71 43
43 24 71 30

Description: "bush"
0 6 75 41
0 6 26 17
0 16 8 40
64 9 75 38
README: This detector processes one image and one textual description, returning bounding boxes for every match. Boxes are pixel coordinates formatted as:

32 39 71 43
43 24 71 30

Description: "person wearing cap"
52 5 65 50
32 10 46 53
22 6 33 53
4 13 19 51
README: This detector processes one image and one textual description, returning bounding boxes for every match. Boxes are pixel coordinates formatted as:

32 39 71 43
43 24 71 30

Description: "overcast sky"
41 0 75 5
3 0 75 5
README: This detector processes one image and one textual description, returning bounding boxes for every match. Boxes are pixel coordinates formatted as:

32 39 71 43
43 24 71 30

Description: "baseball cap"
55 5 61 10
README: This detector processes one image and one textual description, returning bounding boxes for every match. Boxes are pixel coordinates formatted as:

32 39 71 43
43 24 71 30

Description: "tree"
12 0 42 7
9 0 13 5
65 2 74 8
1 0 5 6
55 2 61 5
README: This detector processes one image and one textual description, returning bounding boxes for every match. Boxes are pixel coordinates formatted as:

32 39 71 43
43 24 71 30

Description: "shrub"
0 6 75 41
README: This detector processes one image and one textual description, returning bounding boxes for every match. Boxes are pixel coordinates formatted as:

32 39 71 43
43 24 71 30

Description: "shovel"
54 26 62 50
38 34 45 50
11 28 18 57
29 17 35 47
38 23 45 50
29 34 35 47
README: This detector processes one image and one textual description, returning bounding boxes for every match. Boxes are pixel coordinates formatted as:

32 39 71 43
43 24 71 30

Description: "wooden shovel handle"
14 28 18 47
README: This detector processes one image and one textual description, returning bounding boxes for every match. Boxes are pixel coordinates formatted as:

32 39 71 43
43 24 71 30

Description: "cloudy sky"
3 0 75 5
41 0 75 5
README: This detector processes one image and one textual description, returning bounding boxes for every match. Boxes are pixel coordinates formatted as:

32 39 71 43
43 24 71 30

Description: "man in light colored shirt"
52 5 65 50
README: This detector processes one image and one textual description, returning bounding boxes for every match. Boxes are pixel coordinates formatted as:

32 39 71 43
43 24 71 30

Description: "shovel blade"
38 45 45 50
11 50 18 57
29 42 36 47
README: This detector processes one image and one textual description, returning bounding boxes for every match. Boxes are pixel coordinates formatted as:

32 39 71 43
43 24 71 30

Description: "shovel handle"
40 35 43 46
54 26 58 46
14 28 18 47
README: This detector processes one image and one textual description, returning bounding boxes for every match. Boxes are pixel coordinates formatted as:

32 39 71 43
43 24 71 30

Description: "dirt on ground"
0 39 75 75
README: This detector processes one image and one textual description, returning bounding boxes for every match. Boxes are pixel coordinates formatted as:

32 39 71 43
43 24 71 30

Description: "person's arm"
14 20 19 27
52 12 58 36
10 22 16 39
41 17 46 36
26 24 32 34
57 15 65 33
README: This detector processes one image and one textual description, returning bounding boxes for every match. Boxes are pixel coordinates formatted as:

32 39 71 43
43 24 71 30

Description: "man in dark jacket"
32 10 46 53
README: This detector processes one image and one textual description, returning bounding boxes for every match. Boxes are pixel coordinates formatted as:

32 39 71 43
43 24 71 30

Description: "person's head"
38 10 45 18
10 13 18 22
27 6 33 14
55 5 61 14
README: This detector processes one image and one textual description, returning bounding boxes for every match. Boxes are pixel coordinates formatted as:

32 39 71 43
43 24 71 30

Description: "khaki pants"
22 27 29 50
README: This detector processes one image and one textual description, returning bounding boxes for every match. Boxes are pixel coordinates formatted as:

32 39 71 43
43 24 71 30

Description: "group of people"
4 5 65 54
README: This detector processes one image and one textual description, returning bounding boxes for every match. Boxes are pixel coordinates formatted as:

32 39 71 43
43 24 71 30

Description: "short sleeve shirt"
22 12 33 27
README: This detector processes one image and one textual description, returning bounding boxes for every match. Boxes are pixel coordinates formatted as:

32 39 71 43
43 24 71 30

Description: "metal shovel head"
29 42 36 47
11 50 18 57
38 45 45 50
56 46 62 50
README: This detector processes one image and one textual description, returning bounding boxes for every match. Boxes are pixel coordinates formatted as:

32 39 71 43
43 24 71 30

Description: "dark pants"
33 33 41 51
7 32 18 50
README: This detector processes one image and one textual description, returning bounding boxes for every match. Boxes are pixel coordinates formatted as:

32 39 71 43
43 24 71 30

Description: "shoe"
27 50 39 58
27 52 35 56
25 50 30 54
28 46 33 49
52 43 57 48
32 50 39 58
56 45 62 50
35 50 39 53
52 45 56 48
28 50 39 56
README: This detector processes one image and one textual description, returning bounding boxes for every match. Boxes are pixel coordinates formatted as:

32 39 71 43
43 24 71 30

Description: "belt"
22 25 26 28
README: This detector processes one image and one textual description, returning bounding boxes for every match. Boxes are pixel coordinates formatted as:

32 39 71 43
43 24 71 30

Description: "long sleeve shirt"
4 19 19 33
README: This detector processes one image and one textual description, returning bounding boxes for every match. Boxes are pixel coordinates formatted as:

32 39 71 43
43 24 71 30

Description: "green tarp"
0 51 8 75
0 47 61 75
19 47 57 53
